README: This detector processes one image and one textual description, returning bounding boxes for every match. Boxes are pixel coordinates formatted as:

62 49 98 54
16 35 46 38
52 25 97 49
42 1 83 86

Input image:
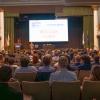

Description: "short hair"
8 57 15 65
81 55 90 64
4 56 9 64
42 54 51 66
0 65 12 82
75 55 81 62
20 56 29 67
94 55 99 63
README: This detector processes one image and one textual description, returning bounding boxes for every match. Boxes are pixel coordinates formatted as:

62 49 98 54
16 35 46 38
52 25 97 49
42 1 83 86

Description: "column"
92 6 99 50
0 9 4 51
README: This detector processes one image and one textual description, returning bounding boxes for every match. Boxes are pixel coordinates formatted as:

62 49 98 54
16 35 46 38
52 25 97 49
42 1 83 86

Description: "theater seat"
8 81 21 92
15 72 36 82
22 81 51 100
52 81 80 100
35 72 52 81
82 80 100 100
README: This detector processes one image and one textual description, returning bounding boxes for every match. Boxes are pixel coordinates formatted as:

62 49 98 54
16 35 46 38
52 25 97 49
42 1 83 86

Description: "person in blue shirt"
36 54 54 81
49 55 77 83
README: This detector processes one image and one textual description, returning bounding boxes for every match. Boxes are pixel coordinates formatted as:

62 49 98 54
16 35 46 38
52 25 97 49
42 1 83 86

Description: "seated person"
71 55 81 70
36 54 55 81
14 56 37 76
49 55 77 83
78 55 91 70
0 65 23 100
92 55 100 65
0 54 4 65
84 65 100 81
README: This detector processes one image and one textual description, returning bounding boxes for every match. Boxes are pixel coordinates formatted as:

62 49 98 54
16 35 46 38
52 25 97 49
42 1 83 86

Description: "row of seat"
7 80 100 100
14 70 91 83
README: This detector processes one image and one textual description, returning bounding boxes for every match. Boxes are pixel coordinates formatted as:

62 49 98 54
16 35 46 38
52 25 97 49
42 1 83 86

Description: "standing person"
0 65 23 100
49 55 77 83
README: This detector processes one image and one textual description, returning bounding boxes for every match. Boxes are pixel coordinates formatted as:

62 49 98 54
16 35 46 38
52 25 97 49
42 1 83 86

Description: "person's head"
4 56 9 64
8 57 15 65
42 54 52 66
91 65 100 81
81 55 90 64
75 55 81 63
20 56 29 67
58 55 69 69
0 65 12 82
0 54 3 63
32 54 39 64
94 55 99 63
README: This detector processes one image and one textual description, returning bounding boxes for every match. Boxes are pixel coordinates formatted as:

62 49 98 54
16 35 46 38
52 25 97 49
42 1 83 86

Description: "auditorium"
0 0 100 100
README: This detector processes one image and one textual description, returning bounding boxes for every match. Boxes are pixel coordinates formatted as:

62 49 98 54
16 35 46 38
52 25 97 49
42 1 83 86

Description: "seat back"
82 80 100 100
8 81 21 92
22 81 51 100
36 72 51 81
0 81 21 92
15 72 36 82
52 81 80 100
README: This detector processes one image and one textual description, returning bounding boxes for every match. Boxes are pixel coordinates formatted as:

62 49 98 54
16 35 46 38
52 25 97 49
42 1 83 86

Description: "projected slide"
29 19 68 42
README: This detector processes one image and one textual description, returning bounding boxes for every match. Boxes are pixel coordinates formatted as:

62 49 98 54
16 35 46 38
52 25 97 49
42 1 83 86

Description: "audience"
49 55 77 83
0 65 23 100
0 47 99 99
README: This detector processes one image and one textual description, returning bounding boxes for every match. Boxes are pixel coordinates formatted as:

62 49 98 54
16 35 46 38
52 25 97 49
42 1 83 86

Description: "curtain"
83 15 94 48
56 7 93 16
4 12 19 52
4 17 14 52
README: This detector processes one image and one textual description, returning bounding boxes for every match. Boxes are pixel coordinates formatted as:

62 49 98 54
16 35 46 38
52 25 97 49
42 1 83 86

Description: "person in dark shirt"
0 65 23 100
78 55 91 70
92 55 100 65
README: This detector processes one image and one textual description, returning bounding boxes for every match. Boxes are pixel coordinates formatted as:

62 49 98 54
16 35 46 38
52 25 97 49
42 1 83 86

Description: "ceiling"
0 0 100 13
